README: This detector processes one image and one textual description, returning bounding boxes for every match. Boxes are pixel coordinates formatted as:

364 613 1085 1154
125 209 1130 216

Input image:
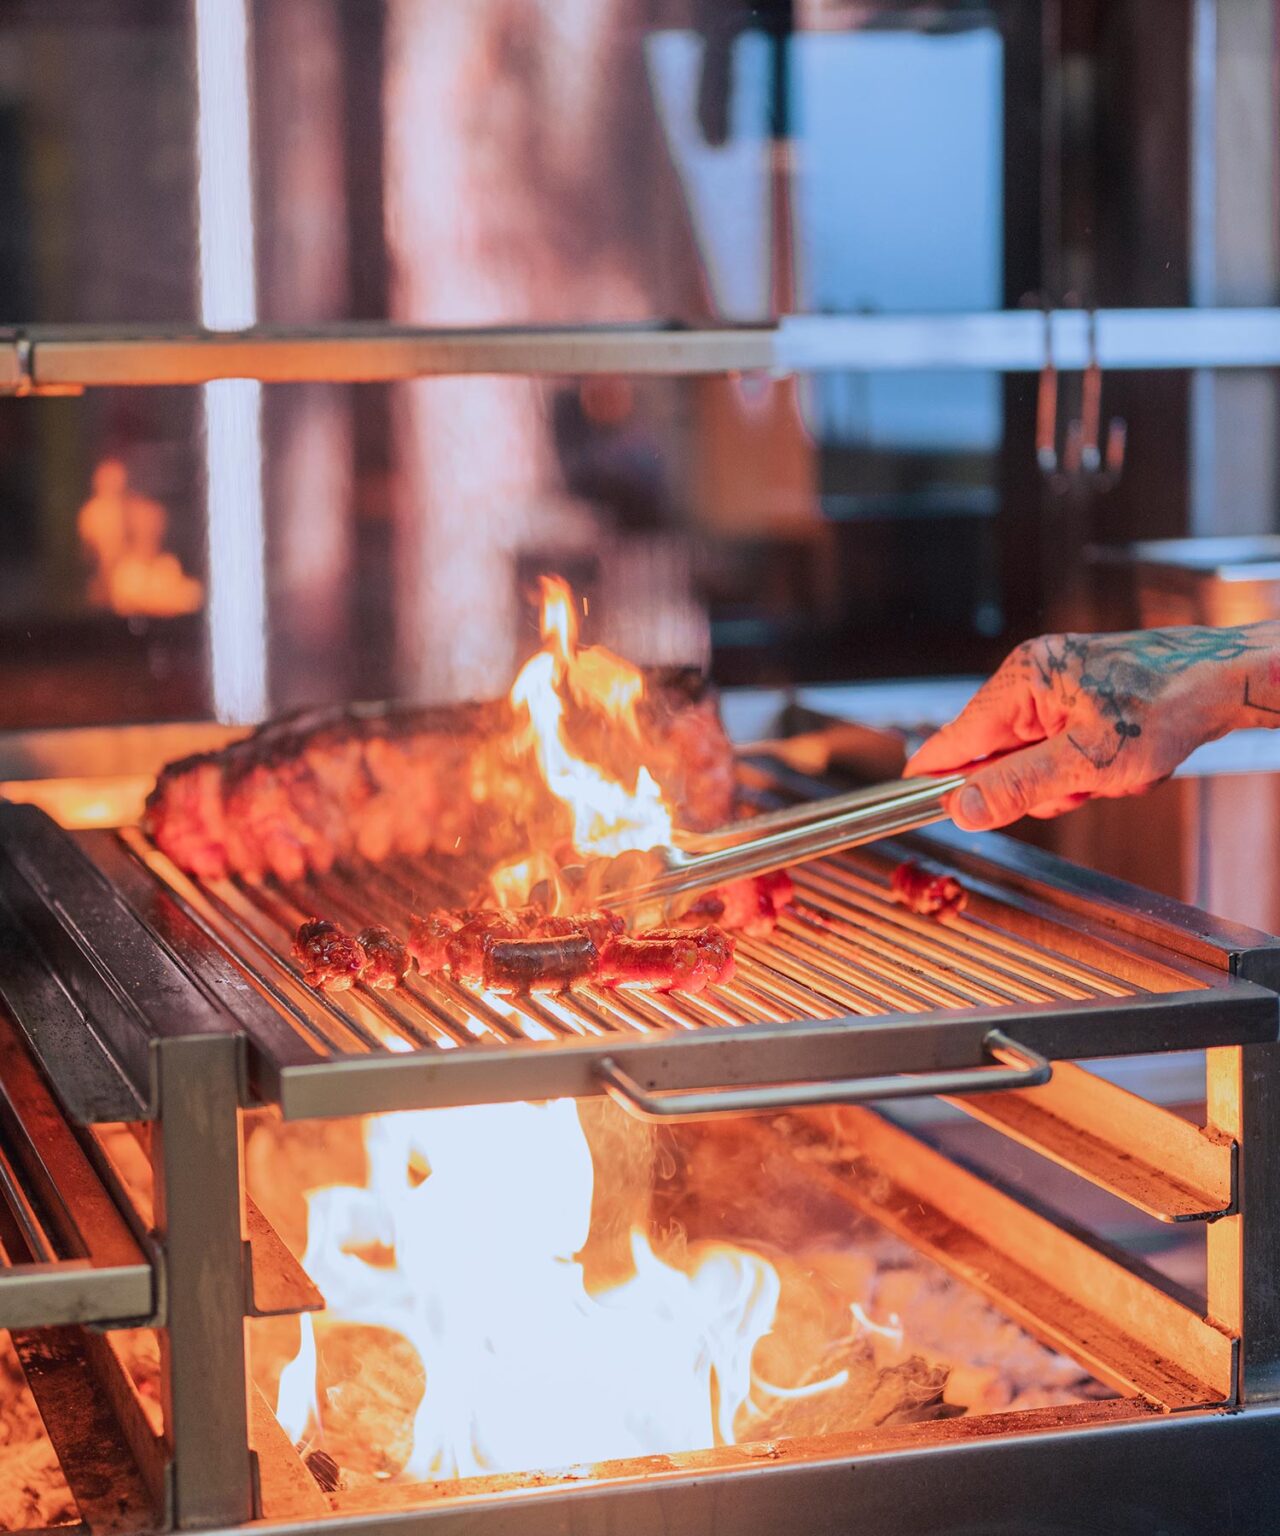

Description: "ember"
247 1101 1109 1501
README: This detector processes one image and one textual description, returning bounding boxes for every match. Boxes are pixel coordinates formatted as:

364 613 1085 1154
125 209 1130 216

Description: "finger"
1026 793 1090 820
948 737 1088 831
905 666 1043 778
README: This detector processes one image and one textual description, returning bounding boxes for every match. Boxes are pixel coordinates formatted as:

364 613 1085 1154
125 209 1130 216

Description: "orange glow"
274 1100 787 1480
77 459 203 620
504 577 673 866
0 776 152 829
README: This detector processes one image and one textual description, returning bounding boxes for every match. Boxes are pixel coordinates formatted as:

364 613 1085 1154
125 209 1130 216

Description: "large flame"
274 1100 782 1480
507 578 674 860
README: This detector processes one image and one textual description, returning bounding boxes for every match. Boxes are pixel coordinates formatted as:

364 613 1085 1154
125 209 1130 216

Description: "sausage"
483 934 600 992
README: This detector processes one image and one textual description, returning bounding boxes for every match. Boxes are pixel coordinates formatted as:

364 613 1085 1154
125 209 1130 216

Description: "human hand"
905 626 1272 831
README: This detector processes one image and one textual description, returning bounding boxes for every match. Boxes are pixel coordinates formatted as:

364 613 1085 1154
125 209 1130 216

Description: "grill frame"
0 770 1279 1532
67 809 1280 1122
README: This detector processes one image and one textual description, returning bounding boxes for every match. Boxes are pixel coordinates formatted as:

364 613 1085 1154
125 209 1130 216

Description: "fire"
77 459 203 619
274 1100 783 1480
506 577 674 860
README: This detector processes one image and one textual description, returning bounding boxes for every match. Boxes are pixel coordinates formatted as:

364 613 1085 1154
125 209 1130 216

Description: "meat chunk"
484 933 601 992
294 919 368 993
356 926 411 990
597 926 735 993
890 860 968 919
681 870 795 937
407 904 734 995
144 675 735 881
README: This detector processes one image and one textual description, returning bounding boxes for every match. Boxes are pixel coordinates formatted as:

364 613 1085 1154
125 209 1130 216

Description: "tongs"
596 773 965 918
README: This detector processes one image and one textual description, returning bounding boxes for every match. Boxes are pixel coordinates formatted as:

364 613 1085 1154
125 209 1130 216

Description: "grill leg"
152 1033 255 1528
1207 1041 1280 1403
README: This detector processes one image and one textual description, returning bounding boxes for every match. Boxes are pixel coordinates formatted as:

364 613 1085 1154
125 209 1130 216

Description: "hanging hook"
1035 307 1058 475
1079 308 1103 474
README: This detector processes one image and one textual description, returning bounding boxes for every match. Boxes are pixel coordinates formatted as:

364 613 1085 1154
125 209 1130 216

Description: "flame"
274 1100 783 1480
506 578 674 861
77 459 204 620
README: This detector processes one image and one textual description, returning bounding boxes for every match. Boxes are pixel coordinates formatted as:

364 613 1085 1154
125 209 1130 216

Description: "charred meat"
355 926 412 990
597 926 735 993
680 870 795 937
145 676 735 882
294 919 368 993
890 860 968 919
407 906 732 994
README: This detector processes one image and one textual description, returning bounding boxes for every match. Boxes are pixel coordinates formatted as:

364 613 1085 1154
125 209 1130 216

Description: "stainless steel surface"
0 323 771 392
777 307 1280 371
946 1055 1236 1223
1207 1042 1280 1403
676 774 963 855
0 802 236 1121
5 309 1280 394
0 1012 152 1329
187 1404 1280 1536
151 1034 255 1529
602 777 959 915
596 1027 1050 1120
88 812 1279 1122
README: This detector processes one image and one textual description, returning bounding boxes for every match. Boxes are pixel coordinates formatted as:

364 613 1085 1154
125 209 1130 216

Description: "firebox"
1 727 1278 1536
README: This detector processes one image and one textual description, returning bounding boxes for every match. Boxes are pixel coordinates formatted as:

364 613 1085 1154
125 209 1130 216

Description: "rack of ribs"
144 671 736 882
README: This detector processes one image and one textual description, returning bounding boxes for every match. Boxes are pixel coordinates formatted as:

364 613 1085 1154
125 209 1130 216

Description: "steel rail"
5 308 1280 393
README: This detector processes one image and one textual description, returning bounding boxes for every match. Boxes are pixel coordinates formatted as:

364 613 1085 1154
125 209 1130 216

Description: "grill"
1 752 1280 1535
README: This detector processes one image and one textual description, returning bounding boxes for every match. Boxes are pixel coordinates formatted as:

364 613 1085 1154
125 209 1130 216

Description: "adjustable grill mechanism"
0 759 1278 1535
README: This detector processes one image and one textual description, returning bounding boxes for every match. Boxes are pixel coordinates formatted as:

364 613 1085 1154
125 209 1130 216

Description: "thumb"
950 736 1087 831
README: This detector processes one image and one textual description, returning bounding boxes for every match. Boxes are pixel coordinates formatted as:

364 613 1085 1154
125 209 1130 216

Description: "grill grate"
117 823 1184 1064
99 782 1274 1122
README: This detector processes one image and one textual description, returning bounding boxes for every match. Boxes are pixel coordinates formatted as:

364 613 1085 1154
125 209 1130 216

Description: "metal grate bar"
798 858 1136 999
103 809 1280 1125
114 830 1173 1066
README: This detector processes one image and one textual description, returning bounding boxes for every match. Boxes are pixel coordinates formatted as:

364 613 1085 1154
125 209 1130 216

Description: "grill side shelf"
0 804 242 1119
0 1010 153 1330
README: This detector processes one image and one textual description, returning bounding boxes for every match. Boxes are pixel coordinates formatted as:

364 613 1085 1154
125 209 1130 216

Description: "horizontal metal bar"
4 323 772 391
945 1059 1235 1224
10 1325 160 1535
597 1027 1049 1119
794 1108 1235 1410
190 1402 1280 1536
0 1011 153 1328
4 310 1280 393
777 308 1280 372
268 986 1277 1120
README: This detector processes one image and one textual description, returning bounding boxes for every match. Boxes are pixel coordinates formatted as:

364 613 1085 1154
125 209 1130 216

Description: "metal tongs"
596 773 965 918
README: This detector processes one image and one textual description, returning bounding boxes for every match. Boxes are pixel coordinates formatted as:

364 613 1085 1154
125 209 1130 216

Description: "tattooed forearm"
1029 628 1265 770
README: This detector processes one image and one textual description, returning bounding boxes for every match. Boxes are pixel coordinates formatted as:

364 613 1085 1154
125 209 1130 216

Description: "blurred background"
0 0 1278 921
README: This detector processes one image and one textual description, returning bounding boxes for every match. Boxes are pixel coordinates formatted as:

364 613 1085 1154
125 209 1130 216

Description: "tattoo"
1243 677 1280 718
1033 628 1262 769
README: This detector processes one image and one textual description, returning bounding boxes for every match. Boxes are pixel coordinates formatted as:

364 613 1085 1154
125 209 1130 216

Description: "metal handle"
676 773 965 856
596 1029 1051 1122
